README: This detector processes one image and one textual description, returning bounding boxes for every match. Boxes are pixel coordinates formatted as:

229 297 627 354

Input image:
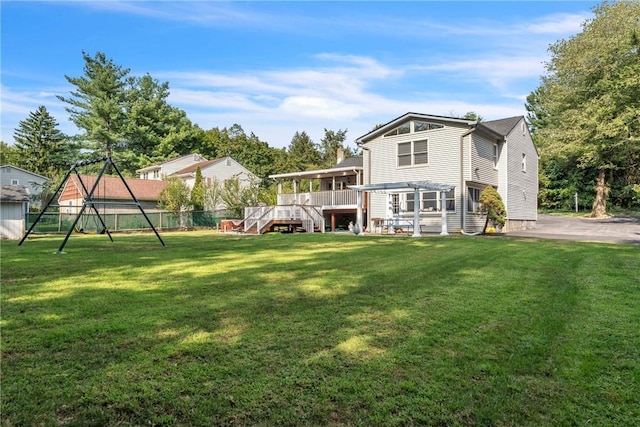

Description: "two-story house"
136 153 208 180
256 112 538 235
0 165 49 207
137 154 259 213
353 112 538 234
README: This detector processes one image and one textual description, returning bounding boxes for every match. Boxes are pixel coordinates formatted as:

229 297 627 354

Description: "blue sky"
1 1 600 150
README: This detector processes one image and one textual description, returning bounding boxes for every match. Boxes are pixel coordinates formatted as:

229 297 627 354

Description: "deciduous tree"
527 1 640 216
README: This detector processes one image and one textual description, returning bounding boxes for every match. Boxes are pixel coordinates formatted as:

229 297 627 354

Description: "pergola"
348 181 456 237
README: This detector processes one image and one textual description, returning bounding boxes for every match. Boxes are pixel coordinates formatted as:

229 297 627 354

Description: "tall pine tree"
12 105 74 177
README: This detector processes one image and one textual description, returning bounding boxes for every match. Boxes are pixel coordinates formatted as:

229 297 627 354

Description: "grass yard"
1 231 639 426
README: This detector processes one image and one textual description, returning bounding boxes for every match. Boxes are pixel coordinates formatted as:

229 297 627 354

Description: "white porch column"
440 191 449 236
412 188 421 237
356 190 363 235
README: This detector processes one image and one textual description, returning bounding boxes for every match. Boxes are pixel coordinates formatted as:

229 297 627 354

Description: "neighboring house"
0 165 48 207
136 153 207 180
259 113 538 235
355 112 538 233
269 151 364 231
0 185 30 239
58 175 167 215
171 156 259 211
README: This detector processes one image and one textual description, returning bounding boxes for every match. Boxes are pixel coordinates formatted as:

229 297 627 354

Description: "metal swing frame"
19 156 165 253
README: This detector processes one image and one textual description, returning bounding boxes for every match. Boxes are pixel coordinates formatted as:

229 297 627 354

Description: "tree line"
526 0 640 216
4 1 639 217
1 51 355 200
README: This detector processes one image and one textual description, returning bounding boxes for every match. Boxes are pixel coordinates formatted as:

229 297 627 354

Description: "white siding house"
171 157 259 212
136 153 207 180
0 165 48 207
1 185 30 240
356 113 538 233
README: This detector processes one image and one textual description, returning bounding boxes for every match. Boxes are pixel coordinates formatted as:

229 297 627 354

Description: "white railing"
243 205 325 234
243 205 274 234
276 189 356 207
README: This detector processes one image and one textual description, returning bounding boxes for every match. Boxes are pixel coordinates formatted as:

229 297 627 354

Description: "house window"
153 170 160 179
421 190 455 212
493 144 499 168
384 122 411 137
11 179 19 185
414 121 444 132
390 194 400 215
468 187 482 212
406 193 415 211
397 140 428 167
522 153 527 172
422 192 437 211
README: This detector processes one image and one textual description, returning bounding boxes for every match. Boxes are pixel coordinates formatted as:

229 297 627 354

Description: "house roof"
356 112 476 144
135 153 206 173
63 175 167 202
0 184 30 202
331 156 363 169
482 116 523 136
171 158 225 175
269 156 363 180
0 165 49 181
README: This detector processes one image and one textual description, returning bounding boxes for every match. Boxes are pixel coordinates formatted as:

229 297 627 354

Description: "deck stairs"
243 204 325 234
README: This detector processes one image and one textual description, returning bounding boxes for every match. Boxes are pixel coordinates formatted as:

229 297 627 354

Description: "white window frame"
468 187 482 213
522 153 527 173
397 139 429 168
493 143 499 169
11 179 19 185
421 190 456 213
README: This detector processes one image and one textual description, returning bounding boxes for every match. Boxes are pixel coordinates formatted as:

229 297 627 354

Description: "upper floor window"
398 140 428 167
414 121 444 132
384 122 410 137
384 120 444 137
493 143 499 168
11 179 19 185
522 153 527 172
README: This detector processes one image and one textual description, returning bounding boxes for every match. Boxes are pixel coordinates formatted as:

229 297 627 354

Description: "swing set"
19 156 165 254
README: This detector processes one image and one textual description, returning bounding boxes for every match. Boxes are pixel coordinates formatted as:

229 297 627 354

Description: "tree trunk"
590 169 609 218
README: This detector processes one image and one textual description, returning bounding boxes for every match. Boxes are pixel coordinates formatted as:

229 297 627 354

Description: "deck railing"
276 189 356 207
243 205 325 234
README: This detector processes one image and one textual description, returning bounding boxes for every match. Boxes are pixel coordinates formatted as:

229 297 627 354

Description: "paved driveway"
509 214 640 245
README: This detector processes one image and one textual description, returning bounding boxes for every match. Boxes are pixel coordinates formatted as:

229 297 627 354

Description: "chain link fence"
25 211 225 234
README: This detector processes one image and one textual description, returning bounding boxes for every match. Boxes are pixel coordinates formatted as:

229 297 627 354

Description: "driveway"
508 214 640 245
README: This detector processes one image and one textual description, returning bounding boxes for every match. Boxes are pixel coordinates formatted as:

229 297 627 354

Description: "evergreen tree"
57 51 130 157
479 185 506 233
12 106 75 177
287 131 321 171
319 128 350 168
191 167 205 211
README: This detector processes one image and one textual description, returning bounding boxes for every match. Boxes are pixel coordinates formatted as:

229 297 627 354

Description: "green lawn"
1 231 638 426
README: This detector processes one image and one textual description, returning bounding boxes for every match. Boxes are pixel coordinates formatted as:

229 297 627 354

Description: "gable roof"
0 184 30 202
172 158 224 175
136 153 206 173
0 165 49 181
331 156 363 169
61 175 167 202
482 116 523 136
357 112 476 144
